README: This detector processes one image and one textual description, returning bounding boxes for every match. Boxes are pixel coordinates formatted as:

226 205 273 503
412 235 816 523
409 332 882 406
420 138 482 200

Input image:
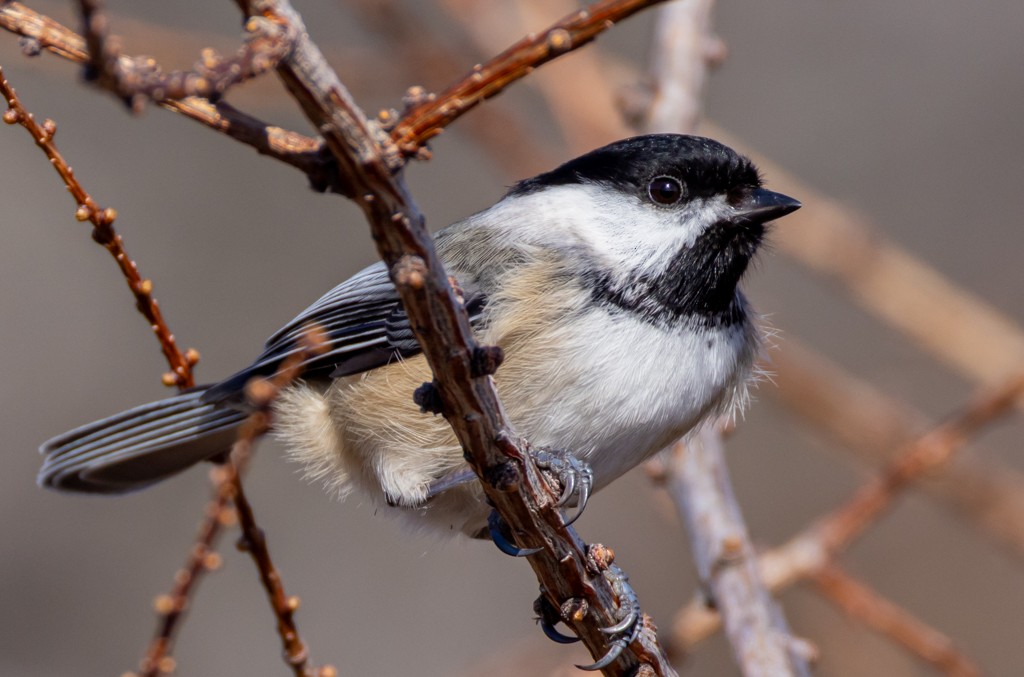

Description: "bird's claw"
487 509 541 557
534 594 580 644
576 564 643 671
535 448 593 526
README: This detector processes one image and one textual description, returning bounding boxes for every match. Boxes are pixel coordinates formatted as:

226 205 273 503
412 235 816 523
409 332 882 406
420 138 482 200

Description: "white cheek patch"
475 185 732 280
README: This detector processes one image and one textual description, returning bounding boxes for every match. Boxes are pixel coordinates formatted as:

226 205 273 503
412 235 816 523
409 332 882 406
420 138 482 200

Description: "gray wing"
202 261 486 403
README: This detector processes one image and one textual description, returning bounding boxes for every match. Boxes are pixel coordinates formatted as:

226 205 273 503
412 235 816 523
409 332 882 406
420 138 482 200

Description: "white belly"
489 306 759 489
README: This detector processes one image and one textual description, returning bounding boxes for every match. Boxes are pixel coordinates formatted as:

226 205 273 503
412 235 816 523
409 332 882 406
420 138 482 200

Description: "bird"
38 133 800 540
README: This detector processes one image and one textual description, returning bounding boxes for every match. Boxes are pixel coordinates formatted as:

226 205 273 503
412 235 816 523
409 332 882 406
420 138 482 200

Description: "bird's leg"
534 447 593 525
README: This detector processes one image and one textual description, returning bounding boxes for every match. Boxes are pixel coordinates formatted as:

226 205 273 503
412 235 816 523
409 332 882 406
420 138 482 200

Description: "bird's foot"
577 564 642 671
486 508 541 557
531 564 643 670
534 447 593 526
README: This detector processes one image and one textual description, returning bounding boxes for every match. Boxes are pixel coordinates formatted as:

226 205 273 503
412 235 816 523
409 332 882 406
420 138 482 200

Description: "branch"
138 470 231 677
640 0 724 134
666 428 813 675
0 2 338 191
771 338 1024 561
389 0 670 156
138 327 330 677
76 0 294 109
235 0 675 672
633 3 809 674
813 564 981 677
671 370 1024 650
0 65 197 389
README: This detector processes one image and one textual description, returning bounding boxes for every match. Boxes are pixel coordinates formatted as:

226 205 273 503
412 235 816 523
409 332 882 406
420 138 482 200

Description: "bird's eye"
647 176 684 205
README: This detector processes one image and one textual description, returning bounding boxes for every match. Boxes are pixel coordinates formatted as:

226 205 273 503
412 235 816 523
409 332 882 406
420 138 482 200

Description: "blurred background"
1 1 1023 675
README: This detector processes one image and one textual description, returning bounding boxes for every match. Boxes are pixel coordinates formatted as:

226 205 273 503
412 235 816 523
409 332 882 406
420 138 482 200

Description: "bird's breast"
482 274 759 489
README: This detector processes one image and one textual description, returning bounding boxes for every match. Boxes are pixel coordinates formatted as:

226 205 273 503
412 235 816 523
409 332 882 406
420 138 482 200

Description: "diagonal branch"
814 564 981 677
138 327 330 677
770 338 1024 561
0 65 197 389
671 370 1024 651
234 0 675 672
389 0 671 157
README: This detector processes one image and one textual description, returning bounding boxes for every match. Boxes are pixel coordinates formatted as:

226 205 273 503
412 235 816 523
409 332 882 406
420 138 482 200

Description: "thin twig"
0 64 196 389
814 564 981 677
236 0 675 672
76 0 294 110
0 2 337 191
671 370 1024 651
389 0 671 157
138 326 330 677
349 0 550 177
138 466 236 677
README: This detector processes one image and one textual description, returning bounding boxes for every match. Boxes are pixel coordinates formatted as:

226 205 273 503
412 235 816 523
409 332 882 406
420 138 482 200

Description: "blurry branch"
633 3 809 675
139 327 331 677
672 370 1024 651
76 0 293 109
813 564 981 677
772 339 1024 561
666 430 813 675
231 0 675 673
441 0 632 153
348 0 550 176
0 65 197 389
637 0 724 134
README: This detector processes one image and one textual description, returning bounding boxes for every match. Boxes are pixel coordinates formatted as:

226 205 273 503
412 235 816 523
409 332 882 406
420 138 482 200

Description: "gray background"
1 1 1022 675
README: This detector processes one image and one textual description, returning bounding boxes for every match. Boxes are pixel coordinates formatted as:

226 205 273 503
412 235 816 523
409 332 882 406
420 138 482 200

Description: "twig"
771 338 1024 561
814 564 981 677
671 370 1024 651
0 65 196 389
76 0 294 110
349 0 550 177
236 0 675 672
138 465 236 676
0 3 337 192
138 327 330 677
389 0 671 157
440 0 633 153
2 1 668 189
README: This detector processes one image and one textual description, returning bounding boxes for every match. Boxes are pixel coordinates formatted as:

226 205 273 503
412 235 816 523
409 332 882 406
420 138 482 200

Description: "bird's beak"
734 188 801 223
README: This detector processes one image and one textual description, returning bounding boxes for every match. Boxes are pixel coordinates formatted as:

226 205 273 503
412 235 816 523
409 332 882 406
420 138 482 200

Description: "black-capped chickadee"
38 134 800 537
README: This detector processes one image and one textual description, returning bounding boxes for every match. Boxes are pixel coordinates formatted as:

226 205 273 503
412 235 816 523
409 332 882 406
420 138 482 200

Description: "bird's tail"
38 388 248 494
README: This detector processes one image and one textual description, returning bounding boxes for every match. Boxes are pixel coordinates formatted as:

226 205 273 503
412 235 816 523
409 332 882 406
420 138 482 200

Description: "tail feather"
39 389 247 494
